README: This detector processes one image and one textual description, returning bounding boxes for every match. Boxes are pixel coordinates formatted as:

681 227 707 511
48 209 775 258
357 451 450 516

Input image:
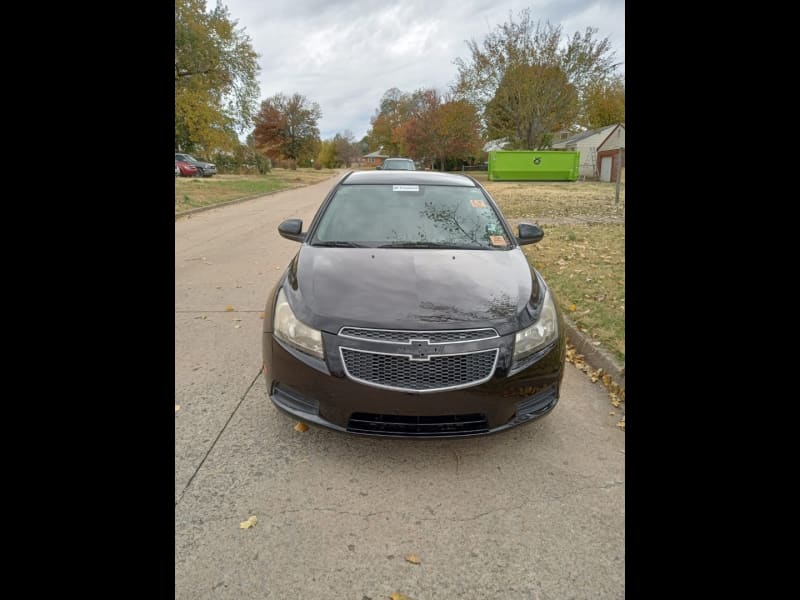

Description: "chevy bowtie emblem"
408 339 439 361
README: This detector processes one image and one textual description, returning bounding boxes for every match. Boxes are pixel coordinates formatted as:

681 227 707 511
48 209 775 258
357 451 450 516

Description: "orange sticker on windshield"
490 235 507 246
470 199 486 208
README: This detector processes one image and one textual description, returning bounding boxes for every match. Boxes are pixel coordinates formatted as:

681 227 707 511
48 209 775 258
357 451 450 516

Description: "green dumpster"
488 150 579 181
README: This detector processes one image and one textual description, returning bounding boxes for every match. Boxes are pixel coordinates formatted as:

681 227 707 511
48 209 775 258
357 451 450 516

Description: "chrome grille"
340 347 498 392
339 327 498 344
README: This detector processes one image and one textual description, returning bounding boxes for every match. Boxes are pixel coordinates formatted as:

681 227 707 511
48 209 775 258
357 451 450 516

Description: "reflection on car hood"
285 246 540 336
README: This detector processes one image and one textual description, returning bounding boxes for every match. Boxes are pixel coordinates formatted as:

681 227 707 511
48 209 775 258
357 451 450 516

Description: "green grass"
175 168 339 214
524 224 625 362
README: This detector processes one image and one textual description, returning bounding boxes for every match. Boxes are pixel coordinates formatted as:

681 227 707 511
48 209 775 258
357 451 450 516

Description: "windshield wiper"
378 241 482 249
312 241 366 248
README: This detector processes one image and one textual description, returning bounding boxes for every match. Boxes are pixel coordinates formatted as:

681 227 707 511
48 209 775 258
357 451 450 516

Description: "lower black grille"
340 347 498 392
347 412 489 437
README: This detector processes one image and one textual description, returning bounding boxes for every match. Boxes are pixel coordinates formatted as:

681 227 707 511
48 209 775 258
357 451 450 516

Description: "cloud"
223 0 625 141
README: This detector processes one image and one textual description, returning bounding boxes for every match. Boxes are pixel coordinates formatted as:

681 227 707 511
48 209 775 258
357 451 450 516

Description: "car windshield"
177 154 195 161
311 184 511 249
383 159 414 170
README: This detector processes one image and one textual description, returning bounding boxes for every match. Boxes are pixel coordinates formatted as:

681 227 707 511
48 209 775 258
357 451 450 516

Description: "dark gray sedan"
263 170 565 437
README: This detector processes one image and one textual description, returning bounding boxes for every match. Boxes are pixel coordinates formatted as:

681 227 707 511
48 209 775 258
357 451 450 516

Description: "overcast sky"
221 0 625 141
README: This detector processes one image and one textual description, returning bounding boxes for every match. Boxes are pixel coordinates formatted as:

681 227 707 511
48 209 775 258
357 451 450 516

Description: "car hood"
284 246 541 336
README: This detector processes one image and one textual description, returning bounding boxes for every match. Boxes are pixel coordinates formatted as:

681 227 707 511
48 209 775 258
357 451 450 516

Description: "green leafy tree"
486 64 578 149
453 8 618 137
252 92 322 162
175 0 260 154
317 139 338 168
584 75 625 128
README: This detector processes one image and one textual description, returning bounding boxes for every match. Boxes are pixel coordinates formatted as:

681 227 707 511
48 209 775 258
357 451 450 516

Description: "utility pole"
614 127 623 206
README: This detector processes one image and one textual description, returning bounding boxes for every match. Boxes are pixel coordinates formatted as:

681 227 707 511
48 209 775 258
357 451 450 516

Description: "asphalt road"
175 173 625 599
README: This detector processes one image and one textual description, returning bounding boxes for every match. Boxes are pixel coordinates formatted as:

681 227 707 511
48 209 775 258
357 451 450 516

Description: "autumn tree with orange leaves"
252 92 322 162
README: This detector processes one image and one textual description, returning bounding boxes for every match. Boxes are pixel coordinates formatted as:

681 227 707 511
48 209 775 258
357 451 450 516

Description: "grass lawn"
484 178 625 364
175 168 339 215
474 172 625 220
522 223 625 362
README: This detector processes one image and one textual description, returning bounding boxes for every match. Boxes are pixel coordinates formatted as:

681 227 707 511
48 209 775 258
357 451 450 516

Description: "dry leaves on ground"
175 405 181 413
239 515 258 529
389 593 411 600
225 305 234 312
404 553 421 565
294 422 309 433
565 341 625 415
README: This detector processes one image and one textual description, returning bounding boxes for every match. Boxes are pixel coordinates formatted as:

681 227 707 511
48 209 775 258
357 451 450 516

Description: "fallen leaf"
175 404 181 413
234 325 241 329
259 312 265 319
590 374 598 383
617 417 625 431
389 594 411 600
569 304 576 312
294 422 309 433
239 515 258 529
405 553 421 565
225 305 234 312
610 411 616 416
233 318 242 321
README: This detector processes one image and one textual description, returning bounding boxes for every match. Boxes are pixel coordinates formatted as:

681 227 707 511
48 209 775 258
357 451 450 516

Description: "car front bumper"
263 330 565 438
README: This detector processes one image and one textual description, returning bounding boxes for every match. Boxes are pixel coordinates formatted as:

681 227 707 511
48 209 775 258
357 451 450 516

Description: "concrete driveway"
175 173 625 599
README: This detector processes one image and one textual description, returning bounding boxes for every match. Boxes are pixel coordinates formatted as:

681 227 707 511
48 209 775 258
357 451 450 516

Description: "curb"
562 316 625 389
175 189 285 221
174 171 343 221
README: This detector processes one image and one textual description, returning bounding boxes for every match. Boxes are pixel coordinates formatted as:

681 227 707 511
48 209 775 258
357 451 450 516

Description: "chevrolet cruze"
263 170 565 437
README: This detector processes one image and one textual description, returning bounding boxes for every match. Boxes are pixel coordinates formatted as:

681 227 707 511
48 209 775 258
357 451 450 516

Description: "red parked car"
175 160 199 177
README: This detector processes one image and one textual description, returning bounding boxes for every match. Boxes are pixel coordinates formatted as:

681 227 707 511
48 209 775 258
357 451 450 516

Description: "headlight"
273 288 324 359
514 288 558 360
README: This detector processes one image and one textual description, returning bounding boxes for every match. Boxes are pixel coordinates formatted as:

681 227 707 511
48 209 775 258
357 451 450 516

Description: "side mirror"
375 165 382 170
516 223 544 245
278 218 306 242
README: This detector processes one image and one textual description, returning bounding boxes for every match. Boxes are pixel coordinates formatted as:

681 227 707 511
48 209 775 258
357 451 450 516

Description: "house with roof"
361 147 388 167
551 124 619 178
596 123 625 183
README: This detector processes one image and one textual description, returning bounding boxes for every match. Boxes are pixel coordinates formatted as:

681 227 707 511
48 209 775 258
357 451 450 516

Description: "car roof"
342 170 476 187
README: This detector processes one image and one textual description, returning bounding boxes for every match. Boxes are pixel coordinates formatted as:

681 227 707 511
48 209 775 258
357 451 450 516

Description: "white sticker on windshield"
392 185 419 192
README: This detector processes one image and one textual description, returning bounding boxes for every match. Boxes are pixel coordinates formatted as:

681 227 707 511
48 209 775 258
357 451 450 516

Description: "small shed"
596 124 625 183
551 124 617 178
